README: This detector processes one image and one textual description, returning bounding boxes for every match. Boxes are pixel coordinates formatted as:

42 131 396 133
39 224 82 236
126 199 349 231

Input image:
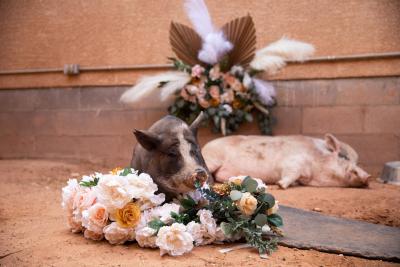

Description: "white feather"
198 32 233 65
253 78 276 106
250 37 315 73
184 0 214 39
184 0 233 65
259 37 315 61
120 72 190 109
250 55 286 75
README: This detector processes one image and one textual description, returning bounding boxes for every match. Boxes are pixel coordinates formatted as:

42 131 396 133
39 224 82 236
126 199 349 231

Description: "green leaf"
220 222 233 236
79 177 99 187
180 196 196 210
148 219 165 232
267 214 283 227
229 190 242 201
259 193 275 209
242 177 258 193
120 168 132 176
254 213 269 226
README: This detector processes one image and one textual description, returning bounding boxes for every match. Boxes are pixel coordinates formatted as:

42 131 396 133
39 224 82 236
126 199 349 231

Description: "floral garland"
61 168 283 257
168 58 276 135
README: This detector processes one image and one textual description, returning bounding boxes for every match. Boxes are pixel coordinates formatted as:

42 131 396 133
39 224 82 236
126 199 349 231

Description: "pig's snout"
184 168 209 189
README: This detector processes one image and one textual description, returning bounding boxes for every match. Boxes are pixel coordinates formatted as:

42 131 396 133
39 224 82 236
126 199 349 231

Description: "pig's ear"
190 111 206 136
324 133 340 155
133 130 161 151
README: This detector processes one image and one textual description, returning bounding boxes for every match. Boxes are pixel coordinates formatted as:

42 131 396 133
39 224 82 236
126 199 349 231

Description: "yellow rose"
237 192 258 216
114 202 141 228
111 167 122 175
231 178 243 186
267 201 279 215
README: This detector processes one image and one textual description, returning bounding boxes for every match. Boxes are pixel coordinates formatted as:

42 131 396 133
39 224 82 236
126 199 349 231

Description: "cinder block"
0 135 35 158
80 87 128 110
365 106 400 133
275 80 337 107
35 88 80 110
303 107 364 134
334 134 399 166
271 107 302 134
0 89 38 111
335 78 400 106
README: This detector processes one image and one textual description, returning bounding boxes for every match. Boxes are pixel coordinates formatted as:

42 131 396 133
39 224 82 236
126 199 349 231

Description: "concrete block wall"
0 77 399 176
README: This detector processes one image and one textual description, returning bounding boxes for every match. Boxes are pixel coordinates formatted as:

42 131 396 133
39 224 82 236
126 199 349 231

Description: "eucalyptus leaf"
242 177 258 193
259 193 275 209
148 219 165 231
229 190 242 201
220 222 233 236
267 214 283 227
254 213 269 226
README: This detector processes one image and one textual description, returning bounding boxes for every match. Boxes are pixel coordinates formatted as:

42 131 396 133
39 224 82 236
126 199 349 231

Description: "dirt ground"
0 159 399 267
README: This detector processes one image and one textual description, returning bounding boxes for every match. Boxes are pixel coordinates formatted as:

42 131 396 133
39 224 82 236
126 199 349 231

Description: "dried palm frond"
222 15 256 68
170 22 203 66
120 71 191 109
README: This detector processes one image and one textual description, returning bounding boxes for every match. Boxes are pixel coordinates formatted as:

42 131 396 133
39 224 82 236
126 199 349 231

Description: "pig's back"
202 135 318 182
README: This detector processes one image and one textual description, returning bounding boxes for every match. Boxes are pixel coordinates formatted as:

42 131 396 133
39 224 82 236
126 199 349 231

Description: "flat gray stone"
278 206 400 262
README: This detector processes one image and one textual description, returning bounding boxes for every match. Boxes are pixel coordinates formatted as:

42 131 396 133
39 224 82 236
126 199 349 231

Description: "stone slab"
278 205 400 262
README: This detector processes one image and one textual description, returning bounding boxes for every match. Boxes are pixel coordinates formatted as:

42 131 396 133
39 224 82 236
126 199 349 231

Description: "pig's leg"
277 170 300 189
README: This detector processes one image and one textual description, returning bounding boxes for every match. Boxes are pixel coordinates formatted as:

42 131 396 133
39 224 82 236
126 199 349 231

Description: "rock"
278 205 400 262
381 161 400 185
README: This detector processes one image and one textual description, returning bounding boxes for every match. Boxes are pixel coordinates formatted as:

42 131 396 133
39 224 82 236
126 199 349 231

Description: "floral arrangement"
62 168 282 257
120 0 314 135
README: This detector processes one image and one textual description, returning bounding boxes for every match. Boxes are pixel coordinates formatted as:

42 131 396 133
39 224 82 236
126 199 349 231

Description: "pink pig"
202 134 370 188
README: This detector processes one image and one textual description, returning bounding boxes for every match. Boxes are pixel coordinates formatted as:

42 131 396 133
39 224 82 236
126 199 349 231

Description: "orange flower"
111 167 122 175
232 99 242 109
210 98 220 107
114 202 141 228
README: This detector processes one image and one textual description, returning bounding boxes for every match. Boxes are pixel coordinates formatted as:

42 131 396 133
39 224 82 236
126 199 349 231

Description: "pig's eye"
165 149 179 157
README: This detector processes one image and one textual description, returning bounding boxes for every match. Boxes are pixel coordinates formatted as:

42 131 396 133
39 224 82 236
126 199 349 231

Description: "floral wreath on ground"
62 168 282 257
121 0 314 135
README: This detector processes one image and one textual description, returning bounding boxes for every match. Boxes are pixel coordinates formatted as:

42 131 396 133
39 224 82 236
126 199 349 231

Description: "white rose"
137 193 165 211
214 227 226 243
156 223 194 256
94 174 136 214
135 227 157 248
82 203 108 234
242 72 253 88
186 221 207 246
151 203 181 224
197 209 217 244
61 179 80 210
84 229 103 241
126 173 159 200
66 214 83 233
72 187 97 222
103 222 135 245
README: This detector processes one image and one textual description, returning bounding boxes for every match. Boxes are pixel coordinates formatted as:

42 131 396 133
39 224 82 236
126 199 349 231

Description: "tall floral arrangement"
120 0 314 135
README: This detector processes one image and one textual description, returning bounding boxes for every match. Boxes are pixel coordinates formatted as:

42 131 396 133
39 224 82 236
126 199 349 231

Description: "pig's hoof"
277 181 289 189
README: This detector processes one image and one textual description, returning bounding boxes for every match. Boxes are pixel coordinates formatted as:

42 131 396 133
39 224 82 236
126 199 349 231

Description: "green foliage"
79 177 99 187
242 176 258 193
148 219 166 232
267 214 283 227
168 57 191 73
120 167 133 176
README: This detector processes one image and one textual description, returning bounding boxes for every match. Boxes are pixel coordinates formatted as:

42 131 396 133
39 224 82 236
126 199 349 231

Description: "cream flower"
103 222 135 245
186 221 207 246
82 203 108 234
209 85 220 99
61 179 80 211
209 65 221 81
94 174 136 213
126 173 159 200
67 214 83 233
135 227 158 248
72 187 97 222
137 193 165 211
84 229 104 241
237 192 258 216
267 201 279 215
197 209 217 244
151 203 181 224
156 223 194 256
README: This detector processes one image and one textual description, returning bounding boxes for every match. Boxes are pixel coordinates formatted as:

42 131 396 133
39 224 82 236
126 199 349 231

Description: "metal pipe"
0 51 399 76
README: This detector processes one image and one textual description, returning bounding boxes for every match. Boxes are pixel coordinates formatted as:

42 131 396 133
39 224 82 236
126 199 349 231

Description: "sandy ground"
0 159 399 267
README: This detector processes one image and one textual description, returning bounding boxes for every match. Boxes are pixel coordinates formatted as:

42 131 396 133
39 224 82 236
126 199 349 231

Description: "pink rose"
209 65 221 81
82 203 109 234
191 65 204 78
209 85 220 100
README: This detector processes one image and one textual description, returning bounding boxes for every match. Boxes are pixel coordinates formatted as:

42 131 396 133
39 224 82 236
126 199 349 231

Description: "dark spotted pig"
131 112 212 199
